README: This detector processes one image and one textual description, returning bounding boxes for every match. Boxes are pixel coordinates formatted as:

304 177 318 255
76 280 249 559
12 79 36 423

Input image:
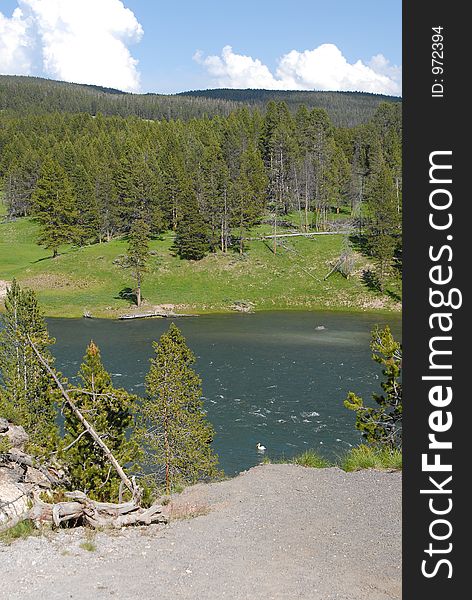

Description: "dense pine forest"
0 77 402 293
179 88 402 127
0 75 399 126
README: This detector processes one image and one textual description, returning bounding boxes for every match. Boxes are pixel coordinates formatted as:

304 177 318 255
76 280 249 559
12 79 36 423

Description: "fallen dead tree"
1 426 168 530
0 339 169 533
30 490 168 528
28 335 139 500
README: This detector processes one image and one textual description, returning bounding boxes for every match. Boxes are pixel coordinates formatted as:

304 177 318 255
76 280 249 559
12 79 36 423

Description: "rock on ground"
0 464 401 600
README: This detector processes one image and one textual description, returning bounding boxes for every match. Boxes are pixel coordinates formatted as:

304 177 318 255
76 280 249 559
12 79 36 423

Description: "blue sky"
0 0 401 94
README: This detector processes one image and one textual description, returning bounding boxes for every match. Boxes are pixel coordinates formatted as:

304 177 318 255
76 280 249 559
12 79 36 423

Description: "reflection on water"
48 311 401 475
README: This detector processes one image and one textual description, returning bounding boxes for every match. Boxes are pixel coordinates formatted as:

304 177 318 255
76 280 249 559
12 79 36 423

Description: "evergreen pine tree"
63 341 139 501
94 163 120 242
365 162 400 289
0 280 59 455
70 162 100 244
31 159 80 257
196 141 230 252
174 194 210 260
344 326 402 449
233 142 268 253
140 323 220 493
124 218 151 307
3 149 40 218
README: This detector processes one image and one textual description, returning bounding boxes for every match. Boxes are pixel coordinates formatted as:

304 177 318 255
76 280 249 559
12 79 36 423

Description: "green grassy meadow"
0 213 401 318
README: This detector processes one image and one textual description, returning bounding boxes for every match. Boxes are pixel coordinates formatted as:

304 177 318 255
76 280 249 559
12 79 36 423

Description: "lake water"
47 311 401 475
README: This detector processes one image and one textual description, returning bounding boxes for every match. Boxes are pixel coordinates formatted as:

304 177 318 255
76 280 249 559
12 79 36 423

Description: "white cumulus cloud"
0 7 32 75
195 44 401 96
193 46 279 90
0 0 143 92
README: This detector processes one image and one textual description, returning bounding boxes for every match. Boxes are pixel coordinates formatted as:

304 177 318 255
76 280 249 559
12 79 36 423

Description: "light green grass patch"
0 519 39 545
0 217 402 317
264 445 402 472
263 450 332 468
341 445 402 472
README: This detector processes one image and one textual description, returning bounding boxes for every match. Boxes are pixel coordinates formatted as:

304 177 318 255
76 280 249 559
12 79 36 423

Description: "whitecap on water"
300 411 320 418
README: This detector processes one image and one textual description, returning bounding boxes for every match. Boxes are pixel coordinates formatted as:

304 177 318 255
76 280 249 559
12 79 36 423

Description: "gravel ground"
0 464 401 600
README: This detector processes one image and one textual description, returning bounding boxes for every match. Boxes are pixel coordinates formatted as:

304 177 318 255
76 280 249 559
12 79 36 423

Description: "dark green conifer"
174 194 209 260
124 218 151 307
344 326 402 448
63 341 139 501
0 280 59 456
31 159 80 257
140 323 220 493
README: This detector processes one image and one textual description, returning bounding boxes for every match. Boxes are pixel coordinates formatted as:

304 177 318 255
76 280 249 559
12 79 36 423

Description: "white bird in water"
256 442 266 452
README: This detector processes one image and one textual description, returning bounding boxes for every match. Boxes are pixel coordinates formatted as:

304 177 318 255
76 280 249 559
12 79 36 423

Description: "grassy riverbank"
0 216 401 318
263 446 403 471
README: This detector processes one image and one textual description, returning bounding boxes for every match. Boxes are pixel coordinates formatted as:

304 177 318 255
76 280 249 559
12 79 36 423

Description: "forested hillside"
0 73 402 315
180 88 401 127
0 75 400 127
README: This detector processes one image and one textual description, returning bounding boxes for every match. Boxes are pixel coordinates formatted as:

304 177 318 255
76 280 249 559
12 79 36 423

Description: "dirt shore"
0 464 401 600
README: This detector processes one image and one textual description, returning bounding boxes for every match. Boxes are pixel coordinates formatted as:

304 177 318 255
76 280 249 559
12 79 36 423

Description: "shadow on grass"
348 233 369 254
32 246 81 263
361 270 402 302
261 239 276 255
385 289 402 302
32 255 55 263
115 287 137 305
361 269 381 292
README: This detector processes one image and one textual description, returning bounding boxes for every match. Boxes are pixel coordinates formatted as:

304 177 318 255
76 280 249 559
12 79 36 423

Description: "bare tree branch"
27 335 139 499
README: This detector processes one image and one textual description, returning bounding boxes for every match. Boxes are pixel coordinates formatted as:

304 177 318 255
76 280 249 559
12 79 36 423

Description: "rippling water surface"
48 311 401 475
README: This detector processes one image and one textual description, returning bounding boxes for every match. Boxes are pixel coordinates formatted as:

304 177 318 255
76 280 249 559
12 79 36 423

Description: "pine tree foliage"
0 280 59 455
123 218 151 307
365 161 401 289
344 325 402 448
31 159 81 257
63 341 140 501
141 323 221 493
174 195 210 260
